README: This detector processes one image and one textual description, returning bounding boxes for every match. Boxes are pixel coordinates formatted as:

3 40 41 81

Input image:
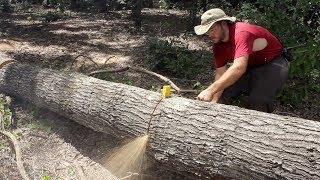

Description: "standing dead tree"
0 56 320 179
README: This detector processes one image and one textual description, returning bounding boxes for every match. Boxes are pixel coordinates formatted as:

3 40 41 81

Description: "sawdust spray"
105 134 149 178
105 96 165 179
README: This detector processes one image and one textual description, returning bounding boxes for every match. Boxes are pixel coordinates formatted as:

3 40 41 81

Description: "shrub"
147 37 207 79
42 10 69 22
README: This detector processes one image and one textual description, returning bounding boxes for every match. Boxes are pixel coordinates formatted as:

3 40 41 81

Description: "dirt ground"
0 7 319 180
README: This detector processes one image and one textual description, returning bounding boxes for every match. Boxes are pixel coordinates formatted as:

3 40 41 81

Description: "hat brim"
194 17 236 35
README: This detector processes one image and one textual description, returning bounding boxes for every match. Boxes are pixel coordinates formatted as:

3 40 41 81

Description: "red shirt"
213 22 283 68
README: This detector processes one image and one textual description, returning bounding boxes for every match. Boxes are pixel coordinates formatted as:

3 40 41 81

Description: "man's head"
206 21 230 43
194 8 236 43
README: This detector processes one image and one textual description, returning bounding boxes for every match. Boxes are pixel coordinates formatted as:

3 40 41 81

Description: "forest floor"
0 7 319 180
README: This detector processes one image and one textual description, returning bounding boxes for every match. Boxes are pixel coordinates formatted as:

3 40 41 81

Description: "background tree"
69 0 80 9
94 0 107 12
144 0 153 8
186 1 198 31
132 0 142 27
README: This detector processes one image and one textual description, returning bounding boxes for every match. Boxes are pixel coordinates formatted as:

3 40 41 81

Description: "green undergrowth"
146 37 211 79
0 95 13 130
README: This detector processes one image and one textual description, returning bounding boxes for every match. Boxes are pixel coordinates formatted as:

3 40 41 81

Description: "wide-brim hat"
194 8 236 35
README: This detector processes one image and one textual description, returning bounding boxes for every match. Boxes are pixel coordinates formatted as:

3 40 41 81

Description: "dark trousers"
219 55 290 113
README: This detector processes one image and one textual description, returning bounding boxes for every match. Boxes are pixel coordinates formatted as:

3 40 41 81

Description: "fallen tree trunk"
0 58 320 179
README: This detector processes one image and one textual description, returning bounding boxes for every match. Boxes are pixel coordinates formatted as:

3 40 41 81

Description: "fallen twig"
0 97 30 180
104 55 116 64
129 66 182 93
88 67 130 75
88 66 198 94
170 77 199 83
70 54 99 69
0 130 30 180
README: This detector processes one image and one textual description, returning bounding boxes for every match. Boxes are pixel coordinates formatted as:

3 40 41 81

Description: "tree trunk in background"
1 59 320 179
144 0 153 8
187 1 198 31
69 0 80 9
95 0 107 12
132 0 142 27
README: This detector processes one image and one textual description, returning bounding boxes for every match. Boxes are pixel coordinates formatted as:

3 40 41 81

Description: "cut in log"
0 57 320 179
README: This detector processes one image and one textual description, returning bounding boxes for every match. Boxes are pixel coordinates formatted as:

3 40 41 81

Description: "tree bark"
131 0 142 27
0 60 320 179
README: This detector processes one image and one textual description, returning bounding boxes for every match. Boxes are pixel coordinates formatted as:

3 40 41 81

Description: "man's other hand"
197 89 214 102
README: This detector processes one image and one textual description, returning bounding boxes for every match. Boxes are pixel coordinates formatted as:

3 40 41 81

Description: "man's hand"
197 89 215 102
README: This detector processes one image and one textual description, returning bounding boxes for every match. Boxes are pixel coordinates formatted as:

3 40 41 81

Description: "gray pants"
219 55 290 113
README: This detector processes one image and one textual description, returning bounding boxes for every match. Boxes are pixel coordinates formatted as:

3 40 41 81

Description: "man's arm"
197 55 249 102
211 65 227 102
208 55 249 94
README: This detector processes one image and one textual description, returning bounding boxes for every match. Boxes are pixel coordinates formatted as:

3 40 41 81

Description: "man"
194 8 290 113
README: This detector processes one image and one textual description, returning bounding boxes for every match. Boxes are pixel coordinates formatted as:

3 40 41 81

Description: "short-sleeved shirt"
213 22 283 68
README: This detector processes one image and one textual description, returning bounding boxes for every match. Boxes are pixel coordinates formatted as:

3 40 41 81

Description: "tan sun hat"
194 8 236 35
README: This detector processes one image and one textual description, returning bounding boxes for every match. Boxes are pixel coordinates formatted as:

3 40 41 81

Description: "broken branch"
88 66 198 94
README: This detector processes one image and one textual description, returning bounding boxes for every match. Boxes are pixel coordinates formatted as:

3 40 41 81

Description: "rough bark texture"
0 61 320 180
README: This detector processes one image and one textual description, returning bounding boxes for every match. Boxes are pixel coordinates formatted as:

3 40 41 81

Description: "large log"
0 58 320 179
